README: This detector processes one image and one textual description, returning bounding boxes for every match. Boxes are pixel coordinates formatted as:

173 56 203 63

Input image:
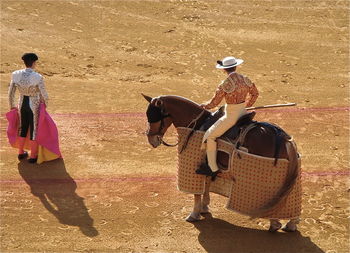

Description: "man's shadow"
193 213 324 253
18 159 98 237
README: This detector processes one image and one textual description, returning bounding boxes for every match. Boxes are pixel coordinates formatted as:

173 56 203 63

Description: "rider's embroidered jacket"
204 72 259 110
8 68 49 139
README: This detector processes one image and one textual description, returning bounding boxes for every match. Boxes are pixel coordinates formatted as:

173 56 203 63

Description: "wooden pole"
246 103 296 110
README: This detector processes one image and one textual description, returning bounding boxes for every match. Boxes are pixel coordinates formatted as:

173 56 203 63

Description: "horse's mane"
161 95 204 110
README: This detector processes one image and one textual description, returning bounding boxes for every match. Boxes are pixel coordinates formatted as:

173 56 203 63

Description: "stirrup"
211 170 220 181
195 163 220 181
195 163 212 176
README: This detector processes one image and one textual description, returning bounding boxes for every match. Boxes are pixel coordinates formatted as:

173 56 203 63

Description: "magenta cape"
6 103 62 164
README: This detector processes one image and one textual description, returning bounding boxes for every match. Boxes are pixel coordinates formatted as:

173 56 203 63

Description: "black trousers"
20 96 34 140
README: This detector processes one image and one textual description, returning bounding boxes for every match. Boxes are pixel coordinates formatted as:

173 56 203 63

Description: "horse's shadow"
194 213 324 253
18 158 98 237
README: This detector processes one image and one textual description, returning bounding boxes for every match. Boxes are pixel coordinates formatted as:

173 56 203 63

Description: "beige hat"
216 56 244 69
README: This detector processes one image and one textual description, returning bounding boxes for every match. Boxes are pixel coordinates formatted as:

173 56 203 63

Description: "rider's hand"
200 104 207 109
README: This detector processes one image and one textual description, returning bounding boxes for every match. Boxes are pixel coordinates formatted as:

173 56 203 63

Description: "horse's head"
142 94 173 148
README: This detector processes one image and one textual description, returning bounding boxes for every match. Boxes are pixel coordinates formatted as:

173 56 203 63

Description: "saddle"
199 106 256 142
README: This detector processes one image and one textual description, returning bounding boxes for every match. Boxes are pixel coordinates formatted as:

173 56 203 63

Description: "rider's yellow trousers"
202 102 247 172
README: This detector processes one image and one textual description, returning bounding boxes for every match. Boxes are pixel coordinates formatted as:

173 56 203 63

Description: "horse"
142 94 300 232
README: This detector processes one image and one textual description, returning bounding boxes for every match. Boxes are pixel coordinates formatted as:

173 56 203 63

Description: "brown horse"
143 94 300 232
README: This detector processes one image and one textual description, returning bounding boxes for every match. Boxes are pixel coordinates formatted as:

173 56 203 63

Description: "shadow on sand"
18 158 98 237
193 213 324 253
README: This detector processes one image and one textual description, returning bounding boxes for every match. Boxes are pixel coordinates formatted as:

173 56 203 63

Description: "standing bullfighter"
8 53 49 163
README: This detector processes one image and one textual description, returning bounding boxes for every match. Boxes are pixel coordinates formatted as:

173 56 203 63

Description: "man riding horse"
197 56 259 178
143 56 301 232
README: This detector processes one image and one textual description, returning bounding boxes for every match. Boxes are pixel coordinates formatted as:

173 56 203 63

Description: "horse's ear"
141 93 152 103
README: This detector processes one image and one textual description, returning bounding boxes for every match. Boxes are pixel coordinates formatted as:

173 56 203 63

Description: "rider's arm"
246 83 259 107
203 85 226 110
38 76 49 107
8 79 16 109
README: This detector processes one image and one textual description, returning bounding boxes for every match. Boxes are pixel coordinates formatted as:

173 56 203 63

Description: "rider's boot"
196 151 220 181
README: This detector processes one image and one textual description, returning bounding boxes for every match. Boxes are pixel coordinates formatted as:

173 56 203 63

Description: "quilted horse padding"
176 127 301 219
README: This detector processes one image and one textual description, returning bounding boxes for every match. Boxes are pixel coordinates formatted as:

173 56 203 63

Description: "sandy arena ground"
0 0 349 252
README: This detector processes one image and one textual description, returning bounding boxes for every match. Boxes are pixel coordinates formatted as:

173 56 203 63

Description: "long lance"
246 103 296 110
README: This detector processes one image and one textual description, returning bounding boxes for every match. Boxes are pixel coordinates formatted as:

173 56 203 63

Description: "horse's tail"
250 137 299 218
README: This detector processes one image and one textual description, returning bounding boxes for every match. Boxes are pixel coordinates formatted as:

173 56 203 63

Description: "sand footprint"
304 230 319 237
2 191 14 196
125 205 139 214
102 202 112 207
86 194 97 199
0 224 9 229
92 4 103 9
21 199 32 204
313 205 325 211
71 28 83 33
256 48 268 53
159 226 173 235
158 211 169 217
120 230 133 236
311 113 324 121
99 219 108 225
38 215 48 222
304 217 316 225
49 237 62 246
112 196 123 202
158 218 171 225
148 192 159 198
145 202 159 208
57 225 70 230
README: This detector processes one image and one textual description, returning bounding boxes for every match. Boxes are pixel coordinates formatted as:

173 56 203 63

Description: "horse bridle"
146 108 206 149
146 113 179 147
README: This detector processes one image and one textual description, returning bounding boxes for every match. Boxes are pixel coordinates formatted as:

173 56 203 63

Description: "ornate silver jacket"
8 68 49 139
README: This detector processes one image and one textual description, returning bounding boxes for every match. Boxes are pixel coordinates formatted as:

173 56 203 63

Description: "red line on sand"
2 106 348 120
51 106 349 118
0 171 348 184
53 112 145 118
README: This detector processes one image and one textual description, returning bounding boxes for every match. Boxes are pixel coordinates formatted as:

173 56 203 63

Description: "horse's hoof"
185 213 201 222
268 222 282 233
282 225 297 232
200 207 210 214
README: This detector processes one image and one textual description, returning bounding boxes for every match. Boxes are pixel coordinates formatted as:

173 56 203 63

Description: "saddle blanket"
177 127 302 219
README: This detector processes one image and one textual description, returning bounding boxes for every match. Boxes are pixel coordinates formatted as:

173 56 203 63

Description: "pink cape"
6 103 62 164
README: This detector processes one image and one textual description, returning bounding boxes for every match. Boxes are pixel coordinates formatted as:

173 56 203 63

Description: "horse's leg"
268 219 282 232
185 194 202 222
201 180 210 214
282 218 300 232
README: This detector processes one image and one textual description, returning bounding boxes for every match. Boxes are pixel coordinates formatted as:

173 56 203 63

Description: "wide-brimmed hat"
216 56 243 69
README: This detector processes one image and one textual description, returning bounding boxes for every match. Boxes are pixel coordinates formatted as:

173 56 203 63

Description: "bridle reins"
147 109 206 149
159 114 179 147
146 113 179 147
